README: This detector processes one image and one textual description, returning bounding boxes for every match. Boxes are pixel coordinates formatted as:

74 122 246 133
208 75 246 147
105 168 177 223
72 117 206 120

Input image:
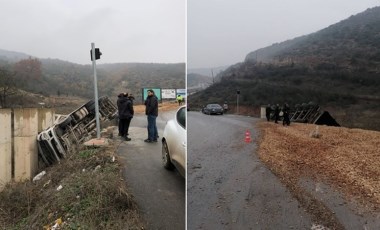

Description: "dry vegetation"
134 101 183 114
0 100 178 229
0 140 145 230
257 121 380 209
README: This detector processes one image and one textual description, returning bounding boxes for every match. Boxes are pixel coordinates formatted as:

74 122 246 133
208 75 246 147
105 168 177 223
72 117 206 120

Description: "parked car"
37 96 117 166
202 104 224 115
162 106 186 177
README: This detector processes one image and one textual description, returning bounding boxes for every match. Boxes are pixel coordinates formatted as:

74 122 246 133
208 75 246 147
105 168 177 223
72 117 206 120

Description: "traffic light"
237 90 240 94
90 48 102 61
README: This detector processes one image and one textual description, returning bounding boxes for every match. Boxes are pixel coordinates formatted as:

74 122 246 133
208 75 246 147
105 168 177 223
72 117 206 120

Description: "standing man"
145 89 158 143
283 103 290 126
118 93 134 141
265 104 272 121
274 104 280 124
117 93 124 137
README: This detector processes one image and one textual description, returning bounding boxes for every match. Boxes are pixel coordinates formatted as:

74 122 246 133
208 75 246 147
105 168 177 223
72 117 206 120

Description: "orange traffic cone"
245 129 251 143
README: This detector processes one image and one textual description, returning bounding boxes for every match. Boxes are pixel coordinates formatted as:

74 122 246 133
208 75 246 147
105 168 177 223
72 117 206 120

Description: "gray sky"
188 0 380 69
0 0 185 64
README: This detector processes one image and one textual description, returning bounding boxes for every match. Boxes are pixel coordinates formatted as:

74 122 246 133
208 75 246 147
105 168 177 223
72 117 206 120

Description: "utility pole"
90 43 102 139
211 69 214 84
236 90 240 114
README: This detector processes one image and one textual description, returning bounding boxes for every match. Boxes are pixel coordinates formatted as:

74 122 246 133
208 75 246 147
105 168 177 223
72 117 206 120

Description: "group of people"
116 89 159 143
265 103 290 126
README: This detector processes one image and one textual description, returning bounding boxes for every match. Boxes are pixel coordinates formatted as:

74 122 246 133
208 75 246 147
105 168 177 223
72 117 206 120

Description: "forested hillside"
189 6 380 131
0 52 185 107
245 6 380 68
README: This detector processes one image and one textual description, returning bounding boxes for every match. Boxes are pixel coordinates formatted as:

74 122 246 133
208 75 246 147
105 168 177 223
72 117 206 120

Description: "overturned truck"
37 96 117 166
290 102 340 126
264 102 340 126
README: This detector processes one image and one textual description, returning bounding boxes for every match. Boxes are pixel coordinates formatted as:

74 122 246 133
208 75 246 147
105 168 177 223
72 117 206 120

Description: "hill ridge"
190 6 380 131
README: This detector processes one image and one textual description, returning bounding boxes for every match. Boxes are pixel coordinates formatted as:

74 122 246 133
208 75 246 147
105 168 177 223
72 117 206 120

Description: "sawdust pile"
257 122 380 210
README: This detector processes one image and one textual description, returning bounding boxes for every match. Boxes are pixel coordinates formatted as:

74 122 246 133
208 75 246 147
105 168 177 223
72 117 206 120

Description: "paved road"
187 111 313 229
117 111 185 230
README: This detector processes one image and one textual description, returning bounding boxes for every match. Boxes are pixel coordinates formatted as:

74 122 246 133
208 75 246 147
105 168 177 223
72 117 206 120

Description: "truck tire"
84 100 96 113
58 116 72 129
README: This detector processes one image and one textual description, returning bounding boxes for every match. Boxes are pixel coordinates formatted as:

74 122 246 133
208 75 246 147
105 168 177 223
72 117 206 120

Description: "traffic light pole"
91 43 101 139
236 90 240 115
237 94 239 114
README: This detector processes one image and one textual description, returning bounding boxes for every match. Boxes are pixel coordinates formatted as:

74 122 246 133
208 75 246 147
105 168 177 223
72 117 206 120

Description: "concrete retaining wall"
0 108 54 190
0 109 12 189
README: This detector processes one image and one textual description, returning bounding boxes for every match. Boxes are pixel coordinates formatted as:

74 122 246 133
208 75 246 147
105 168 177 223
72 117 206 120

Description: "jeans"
147 115 158 140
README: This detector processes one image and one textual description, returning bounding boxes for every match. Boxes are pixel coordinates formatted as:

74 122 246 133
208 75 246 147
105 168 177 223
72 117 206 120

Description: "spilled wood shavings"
257 121 380 210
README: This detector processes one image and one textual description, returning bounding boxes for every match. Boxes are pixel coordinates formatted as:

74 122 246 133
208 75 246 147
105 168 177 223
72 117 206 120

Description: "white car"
162 106 186 177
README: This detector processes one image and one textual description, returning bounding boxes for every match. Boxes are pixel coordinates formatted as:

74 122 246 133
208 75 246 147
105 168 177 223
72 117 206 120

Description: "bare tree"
13 57 42 84
0 67 18 108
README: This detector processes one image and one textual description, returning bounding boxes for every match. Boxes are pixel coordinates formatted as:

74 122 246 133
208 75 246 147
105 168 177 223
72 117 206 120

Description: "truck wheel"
84 100 96 113
58 116 72 129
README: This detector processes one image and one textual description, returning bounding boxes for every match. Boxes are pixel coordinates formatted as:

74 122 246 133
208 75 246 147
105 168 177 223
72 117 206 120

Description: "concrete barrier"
13 108 39 182
260 106 266 119
0 109 12 190
38 108 55 132
0 108 54 190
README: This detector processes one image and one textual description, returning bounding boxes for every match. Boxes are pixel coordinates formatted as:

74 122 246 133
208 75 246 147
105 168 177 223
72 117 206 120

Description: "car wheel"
162 140 175 170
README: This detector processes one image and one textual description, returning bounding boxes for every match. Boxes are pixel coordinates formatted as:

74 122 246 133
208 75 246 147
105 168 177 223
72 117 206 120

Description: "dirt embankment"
0 139 145 230
257 122 380 227
0 96 180 228
133 101 182 114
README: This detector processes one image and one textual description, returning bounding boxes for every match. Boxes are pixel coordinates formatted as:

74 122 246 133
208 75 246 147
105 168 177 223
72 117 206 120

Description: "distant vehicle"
202 104 224 115
37 96 117 166
162 106 186 177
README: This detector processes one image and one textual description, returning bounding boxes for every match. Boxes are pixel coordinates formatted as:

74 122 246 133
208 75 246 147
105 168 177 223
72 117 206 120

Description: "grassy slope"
0 144 145 230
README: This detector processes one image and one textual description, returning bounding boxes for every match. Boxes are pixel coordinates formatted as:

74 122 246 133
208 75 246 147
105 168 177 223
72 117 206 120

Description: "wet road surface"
187 111 313 229
117 111 185 230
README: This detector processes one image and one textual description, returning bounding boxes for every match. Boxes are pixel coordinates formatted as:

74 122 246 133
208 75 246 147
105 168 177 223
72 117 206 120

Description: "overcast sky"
0 0 185 64
188 0 380 69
